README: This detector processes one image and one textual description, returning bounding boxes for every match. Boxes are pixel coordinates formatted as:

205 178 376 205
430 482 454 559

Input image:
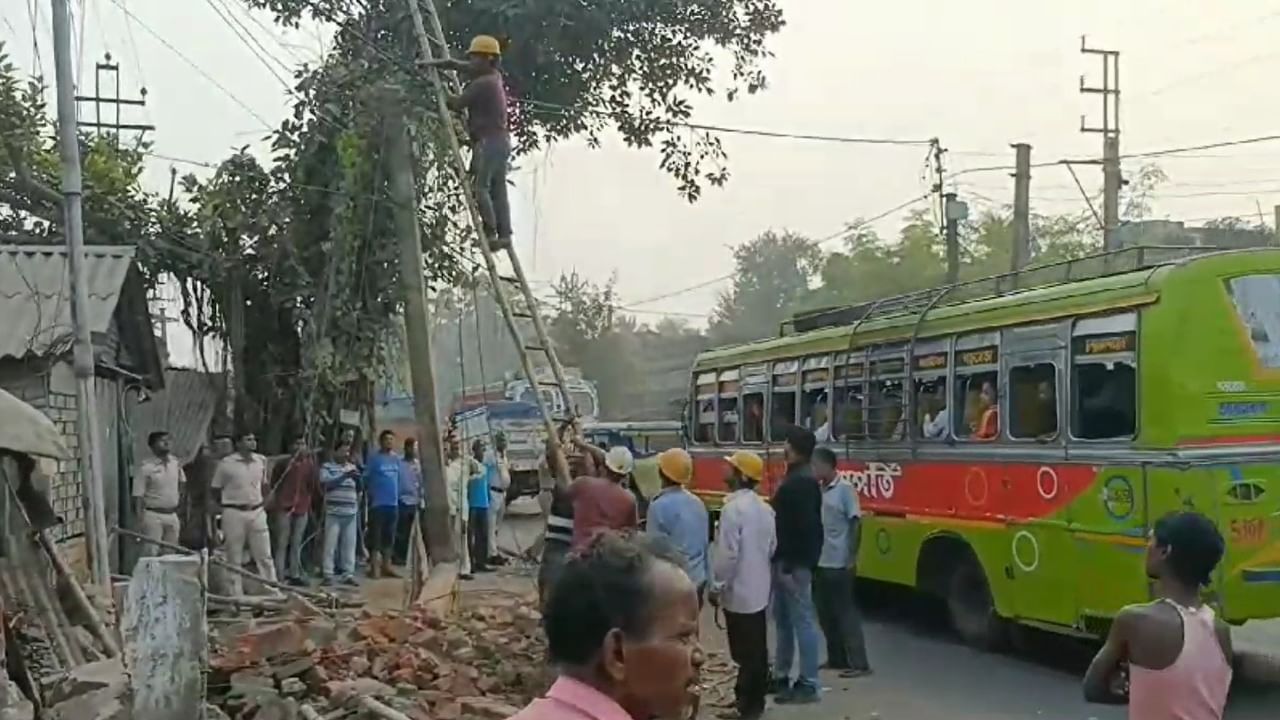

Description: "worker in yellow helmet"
646 448 710 605
711 450 776 720
421 35 512 252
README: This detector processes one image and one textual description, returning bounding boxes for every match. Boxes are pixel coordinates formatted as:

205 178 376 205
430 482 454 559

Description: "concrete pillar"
122 555 207 720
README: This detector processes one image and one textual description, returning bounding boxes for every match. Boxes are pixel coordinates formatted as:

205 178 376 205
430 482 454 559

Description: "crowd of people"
529 425 871 719
131 423 512 589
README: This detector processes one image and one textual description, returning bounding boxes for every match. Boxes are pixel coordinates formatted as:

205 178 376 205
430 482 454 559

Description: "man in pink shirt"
508 531 705 720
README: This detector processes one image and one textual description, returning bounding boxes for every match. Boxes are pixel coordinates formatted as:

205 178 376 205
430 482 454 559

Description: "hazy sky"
8 1 1280 329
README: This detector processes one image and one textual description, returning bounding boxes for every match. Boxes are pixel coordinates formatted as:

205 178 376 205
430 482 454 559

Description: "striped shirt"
321 461 360 516
545 486 574 546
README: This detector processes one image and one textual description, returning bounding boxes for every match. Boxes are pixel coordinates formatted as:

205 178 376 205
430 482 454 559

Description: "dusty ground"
327 502 1280 720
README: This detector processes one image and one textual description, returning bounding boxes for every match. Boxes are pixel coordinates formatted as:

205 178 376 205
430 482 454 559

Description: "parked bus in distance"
685 246 1280 648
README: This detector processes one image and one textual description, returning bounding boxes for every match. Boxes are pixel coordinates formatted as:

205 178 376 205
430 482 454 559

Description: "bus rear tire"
946 554 1009 651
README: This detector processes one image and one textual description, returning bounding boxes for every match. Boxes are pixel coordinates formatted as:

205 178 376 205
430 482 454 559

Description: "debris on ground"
207 590 551 720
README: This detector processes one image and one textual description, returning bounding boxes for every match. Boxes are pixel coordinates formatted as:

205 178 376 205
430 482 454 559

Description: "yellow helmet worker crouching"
468 34 501 57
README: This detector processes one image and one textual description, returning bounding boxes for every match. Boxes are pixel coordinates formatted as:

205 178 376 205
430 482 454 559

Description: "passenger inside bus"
870 380 906 440
920 381 949 439
833 385 866 440
812 400 831 441
742 393 765 442
971 381 999 440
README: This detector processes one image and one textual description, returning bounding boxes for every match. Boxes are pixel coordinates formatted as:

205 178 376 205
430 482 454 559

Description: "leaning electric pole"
50 0 111 588
1080 36 1122 250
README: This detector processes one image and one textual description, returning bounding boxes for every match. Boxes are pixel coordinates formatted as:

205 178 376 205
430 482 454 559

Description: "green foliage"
710 230 822 344
240 0 785 200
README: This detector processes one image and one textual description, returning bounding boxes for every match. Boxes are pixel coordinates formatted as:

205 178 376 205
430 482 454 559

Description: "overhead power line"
105 0 272 128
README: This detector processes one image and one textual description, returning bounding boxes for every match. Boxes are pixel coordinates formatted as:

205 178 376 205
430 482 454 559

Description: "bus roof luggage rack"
782 244 1222 336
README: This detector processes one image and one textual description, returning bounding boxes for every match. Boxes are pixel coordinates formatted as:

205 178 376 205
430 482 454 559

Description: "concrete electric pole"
383 98 457 569
1080 36 1122 250
944 192 968 285
1011 143 1032 271
50 0 111 588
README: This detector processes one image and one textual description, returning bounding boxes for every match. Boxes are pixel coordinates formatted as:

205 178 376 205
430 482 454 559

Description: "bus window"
800 356 831 440
770 360 800 440
868 350 907 441
915 377 948 440
718 369 741 444
742 391 765 442
1071 316 1137 440
912 342 949 441
833 353 867 440
694 372 716 444
695 399 715 443
1073 363 1136 439
954 335 1000 441
1009 363 1058 440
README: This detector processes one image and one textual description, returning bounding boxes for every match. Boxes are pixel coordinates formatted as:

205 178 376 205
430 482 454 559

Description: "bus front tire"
946 555 1009 651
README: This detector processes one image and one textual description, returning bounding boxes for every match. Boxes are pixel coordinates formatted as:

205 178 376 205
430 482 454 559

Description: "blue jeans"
323 513 358 579
773 564 821 692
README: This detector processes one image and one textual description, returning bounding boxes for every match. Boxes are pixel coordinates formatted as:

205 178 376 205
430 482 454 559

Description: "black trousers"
367 505 398 556
724 609 768 719
468 507 491 570
813 567 871 671
392 504 417 565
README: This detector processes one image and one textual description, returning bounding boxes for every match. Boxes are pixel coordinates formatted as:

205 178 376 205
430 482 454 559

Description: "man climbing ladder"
422 35 512 251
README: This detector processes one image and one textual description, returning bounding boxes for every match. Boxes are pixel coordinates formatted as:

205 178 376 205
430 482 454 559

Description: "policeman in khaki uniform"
135 430 185 553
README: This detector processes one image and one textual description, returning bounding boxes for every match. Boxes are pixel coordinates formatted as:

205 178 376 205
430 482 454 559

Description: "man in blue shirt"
646 448 710 605
813 446 871 678
467 438 493 573
363 430 402 578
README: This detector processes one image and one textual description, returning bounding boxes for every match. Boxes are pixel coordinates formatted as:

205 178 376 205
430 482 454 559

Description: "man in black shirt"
769 425 824 704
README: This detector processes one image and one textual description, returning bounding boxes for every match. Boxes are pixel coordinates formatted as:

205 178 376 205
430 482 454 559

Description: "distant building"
0 245 164 575
1114 219 1275 250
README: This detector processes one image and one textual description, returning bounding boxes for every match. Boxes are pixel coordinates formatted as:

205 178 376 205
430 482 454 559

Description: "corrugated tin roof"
0 245 137 360
131 369 224 464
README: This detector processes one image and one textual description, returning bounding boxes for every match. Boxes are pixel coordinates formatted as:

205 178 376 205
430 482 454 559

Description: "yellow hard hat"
726 451 764 483
468 35 501 56
657 448 694 485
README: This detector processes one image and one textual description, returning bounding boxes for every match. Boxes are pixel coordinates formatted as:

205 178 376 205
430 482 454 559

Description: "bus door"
1001 321 1079 628
1068 312 1146 629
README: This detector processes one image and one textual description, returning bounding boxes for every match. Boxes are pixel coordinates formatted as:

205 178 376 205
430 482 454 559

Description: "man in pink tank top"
1084 512 1235 719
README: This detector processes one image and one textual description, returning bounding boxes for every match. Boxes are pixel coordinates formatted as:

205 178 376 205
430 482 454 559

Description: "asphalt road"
497 503 1278 719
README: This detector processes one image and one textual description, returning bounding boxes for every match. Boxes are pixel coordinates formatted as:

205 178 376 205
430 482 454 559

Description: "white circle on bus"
964 467 989 507
1036 466 1059 501
1012 531 1040 572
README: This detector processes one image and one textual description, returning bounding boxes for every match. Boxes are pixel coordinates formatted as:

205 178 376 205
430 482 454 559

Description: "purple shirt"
507 677 631 720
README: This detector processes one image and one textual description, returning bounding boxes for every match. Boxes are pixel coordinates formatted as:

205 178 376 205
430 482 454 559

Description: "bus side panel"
858 518 1019 621
1069 464 1149 624
1211 463 1280 623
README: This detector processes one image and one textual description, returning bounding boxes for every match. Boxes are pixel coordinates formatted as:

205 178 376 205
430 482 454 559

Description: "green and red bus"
685 245 1280 647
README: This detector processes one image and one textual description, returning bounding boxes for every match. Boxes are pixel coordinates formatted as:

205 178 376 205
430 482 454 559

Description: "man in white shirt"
710 450 776 720
443 436 482 578
487 432 512 564
211 431 276 596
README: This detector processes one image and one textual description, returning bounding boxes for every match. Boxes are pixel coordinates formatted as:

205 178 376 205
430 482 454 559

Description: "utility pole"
1080 36 1122 250
1011 143 1032 271
74 55 154 146
944 192 967 285
382 92 456 567
930 138 947 236
50 0 111 588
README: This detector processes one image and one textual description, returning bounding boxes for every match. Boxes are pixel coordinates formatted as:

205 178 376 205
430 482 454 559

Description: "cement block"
122 555 208 720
